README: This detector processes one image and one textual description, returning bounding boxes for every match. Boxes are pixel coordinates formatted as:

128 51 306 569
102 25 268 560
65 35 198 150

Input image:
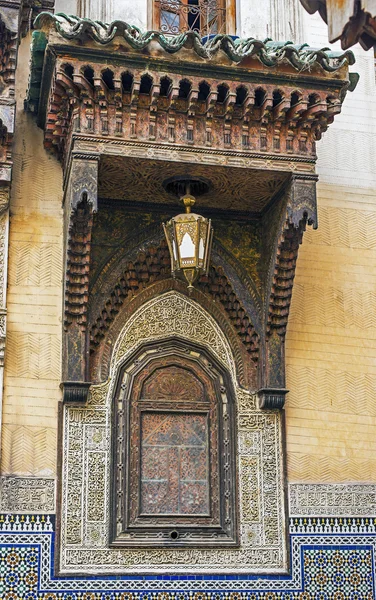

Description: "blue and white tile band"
0 515 375 598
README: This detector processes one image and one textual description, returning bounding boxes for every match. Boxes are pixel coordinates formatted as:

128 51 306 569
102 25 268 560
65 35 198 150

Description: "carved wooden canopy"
26 13 356 408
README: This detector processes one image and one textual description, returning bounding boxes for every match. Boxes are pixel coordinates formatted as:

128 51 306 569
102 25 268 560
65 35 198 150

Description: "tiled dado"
0 515 375 598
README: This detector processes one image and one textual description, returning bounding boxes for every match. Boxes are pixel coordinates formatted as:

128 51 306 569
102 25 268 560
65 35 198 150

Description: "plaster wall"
54 0 148 30
0 33 63 477
54 0 306 41
239 0 306 42
285 12 376 482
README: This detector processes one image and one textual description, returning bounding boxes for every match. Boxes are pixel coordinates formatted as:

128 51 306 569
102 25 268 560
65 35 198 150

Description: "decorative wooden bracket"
60 381 92 404
288 173 318 229
260 173 318 410
258 388 289 410
62 156 98 403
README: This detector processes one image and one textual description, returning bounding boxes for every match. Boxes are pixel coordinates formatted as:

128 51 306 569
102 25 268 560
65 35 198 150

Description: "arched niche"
59 289 287 574
91 280 257 389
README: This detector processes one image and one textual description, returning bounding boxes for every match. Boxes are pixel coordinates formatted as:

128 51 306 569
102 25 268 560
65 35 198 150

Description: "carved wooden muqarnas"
62 157 98 402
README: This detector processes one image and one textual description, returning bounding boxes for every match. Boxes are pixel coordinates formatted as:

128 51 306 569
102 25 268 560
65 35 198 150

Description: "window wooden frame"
111 339 239 548
149 0 236 36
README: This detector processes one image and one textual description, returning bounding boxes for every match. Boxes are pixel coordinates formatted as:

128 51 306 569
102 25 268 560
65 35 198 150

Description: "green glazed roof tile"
33 11 355 73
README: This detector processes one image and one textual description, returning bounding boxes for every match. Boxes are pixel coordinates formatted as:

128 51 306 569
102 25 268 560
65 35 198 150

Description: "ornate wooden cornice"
27 14 356 169
41 63 347 163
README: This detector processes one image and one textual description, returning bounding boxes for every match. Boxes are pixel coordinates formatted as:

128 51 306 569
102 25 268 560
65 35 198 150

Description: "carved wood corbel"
62 156 98 403
259 174 318 410
0 6 19 186
287 173 318 229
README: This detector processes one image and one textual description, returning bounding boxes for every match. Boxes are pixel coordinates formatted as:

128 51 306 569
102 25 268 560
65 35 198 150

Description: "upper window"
111 340 238 547
153 0 232 36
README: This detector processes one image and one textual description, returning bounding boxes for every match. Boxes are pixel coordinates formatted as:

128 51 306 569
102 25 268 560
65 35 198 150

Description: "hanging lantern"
163 194 213 291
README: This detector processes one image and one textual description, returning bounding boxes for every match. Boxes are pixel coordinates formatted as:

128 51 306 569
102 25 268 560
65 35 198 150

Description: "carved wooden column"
0 3 18 442
0 186 9 435
259 174 318 410
62 156 98 403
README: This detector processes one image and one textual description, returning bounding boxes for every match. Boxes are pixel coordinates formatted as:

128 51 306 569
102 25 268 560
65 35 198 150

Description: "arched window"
111 339 238 547
152 0 235 37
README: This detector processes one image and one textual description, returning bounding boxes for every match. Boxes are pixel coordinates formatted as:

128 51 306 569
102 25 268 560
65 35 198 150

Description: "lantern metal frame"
163 194 213 291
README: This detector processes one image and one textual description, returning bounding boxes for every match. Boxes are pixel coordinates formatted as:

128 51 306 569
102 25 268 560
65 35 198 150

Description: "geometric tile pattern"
302 548 372 598
0 515 375 598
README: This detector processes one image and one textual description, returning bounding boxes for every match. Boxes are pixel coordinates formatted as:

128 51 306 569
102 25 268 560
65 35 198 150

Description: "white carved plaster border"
0 476 55 513
111 292 236 381
289 483 376 516
2 477 375 518
60 292 288 574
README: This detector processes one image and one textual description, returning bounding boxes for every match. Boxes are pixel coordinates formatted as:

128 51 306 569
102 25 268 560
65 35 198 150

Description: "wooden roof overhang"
28 13 357 214
27 14 356 405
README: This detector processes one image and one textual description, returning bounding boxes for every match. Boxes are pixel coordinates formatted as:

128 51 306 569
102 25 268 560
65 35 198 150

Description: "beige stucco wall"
286 183 376 482
0 33 63 476
285 12 376 483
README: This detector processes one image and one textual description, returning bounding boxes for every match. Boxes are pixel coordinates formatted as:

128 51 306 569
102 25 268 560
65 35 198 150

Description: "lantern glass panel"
180 232 195 260
172 237 178 262
199 238 205 260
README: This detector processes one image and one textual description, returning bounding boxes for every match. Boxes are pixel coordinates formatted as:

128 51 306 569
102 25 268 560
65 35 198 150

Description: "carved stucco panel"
113 292 236 381
61 292 287 573
0 476 55 513
289 483 376 516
